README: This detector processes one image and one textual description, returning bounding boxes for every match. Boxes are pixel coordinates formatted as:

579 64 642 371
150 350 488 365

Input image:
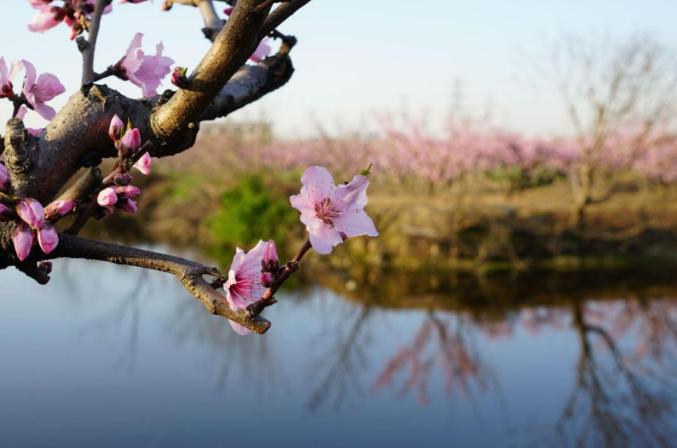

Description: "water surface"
1 253 676 447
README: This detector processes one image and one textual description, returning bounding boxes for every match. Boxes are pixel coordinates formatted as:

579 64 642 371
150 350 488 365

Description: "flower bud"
16 198 45 229
261 240 279 272
44 199 75 219
170 66 188 88
12 222 34 262
115 185 141 199
133 152 152 176
261 271 275 288
119 127 141 155
97 187 118 207
108 114 125 141
118 199 138 214
37 223 59 254
114 173 133 186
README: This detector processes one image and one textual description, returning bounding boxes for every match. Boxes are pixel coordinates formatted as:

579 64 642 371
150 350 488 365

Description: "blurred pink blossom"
120 32 174 97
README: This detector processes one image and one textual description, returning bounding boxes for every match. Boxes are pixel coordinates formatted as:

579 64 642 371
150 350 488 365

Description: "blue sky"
2 0 676 137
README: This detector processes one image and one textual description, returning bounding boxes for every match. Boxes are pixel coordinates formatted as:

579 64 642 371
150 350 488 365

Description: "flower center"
315 198 340 225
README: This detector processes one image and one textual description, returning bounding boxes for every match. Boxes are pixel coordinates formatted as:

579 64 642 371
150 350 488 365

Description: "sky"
2 0 677 138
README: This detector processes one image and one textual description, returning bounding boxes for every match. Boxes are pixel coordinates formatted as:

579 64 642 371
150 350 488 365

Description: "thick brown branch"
151 0 272 142
50 233 272 334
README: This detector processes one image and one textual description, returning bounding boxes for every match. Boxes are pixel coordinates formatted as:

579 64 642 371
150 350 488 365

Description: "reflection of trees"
372 311 492 406
557 299 677 447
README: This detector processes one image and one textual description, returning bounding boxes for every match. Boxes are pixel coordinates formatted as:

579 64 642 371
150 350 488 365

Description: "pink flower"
109 115 125 141
223 240 268 335
27 3 61 33
12 222 34 262
37 223 58 254
120 33 174 98
16 198 45 229
44 199 76 219
290 166 378 254
97 187 118 207
250 38 271 63
21 60 65 120
0 57 19 98
119 127 141 154
0 162 10 191
133 152 152 175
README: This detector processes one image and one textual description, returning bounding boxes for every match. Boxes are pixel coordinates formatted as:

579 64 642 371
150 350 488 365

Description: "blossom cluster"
95 115 152 217
223 166 378 334
0 164 74 262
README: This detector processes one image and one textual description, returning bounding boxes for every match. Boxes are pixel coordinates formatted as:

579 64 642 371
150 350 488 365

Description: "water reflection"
1 256 676 446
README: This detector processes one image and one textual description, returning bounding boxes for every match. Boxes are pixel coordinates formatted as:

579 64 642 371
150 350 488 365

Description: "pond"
1 248 676 447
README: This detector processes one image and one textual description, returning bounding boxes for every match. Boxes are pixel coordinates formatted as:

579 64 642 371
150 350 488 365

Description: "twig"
81 0 108 85
246 238 311 315
51 233 272 333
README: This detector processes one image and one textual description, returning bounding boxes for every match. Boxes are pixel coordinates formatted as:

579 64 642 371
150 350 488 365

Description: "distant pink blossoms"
119 33 174 98
290 166 378 254
224 240 279 335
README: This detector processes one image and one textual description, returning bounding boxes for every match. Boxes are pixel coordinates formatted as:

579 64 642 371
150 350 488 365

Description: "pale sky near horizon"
1 1 676 139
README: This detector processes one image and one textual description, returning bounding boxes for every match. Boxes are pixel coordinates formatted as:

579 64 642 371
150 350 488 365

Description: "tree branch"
50 233 272 334
80 0 108 85
151 0 272 142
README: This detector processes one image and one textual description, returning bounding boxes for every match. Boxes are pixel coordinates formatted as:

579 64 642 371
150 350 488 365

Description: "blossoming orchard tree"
0 0 378 335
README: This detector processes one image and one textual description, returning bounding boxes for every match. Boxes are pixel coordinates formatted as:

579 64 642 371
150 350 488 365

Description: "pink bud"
118 199 138 214
97 187 118 207
170 66 187 87
16 198 45 229
108 115 125 141
37 223 58 254
12 222 34 262
224 6 234 15
133 152 152 175
115 185 141 199
44 199 76 219
0 163 10 191
261 271 274 288
120 128 142 154
261 239 279 272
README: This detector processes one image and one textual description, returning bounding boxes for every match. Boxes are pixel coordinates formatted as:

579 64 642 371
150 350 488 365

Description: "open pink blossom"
37 223 58 254
120 33 174 98
133 152 152 175
290 166 378 254
21 60 66 120
27 3 61 33
223 240 269 335
250 38 271 63
16 198 45 229
12 222 34 262
97 187 118 207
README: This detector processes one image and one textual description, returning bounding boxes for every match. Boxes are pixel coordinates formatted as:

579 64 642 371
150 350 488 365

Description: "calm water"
1 250 676 447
